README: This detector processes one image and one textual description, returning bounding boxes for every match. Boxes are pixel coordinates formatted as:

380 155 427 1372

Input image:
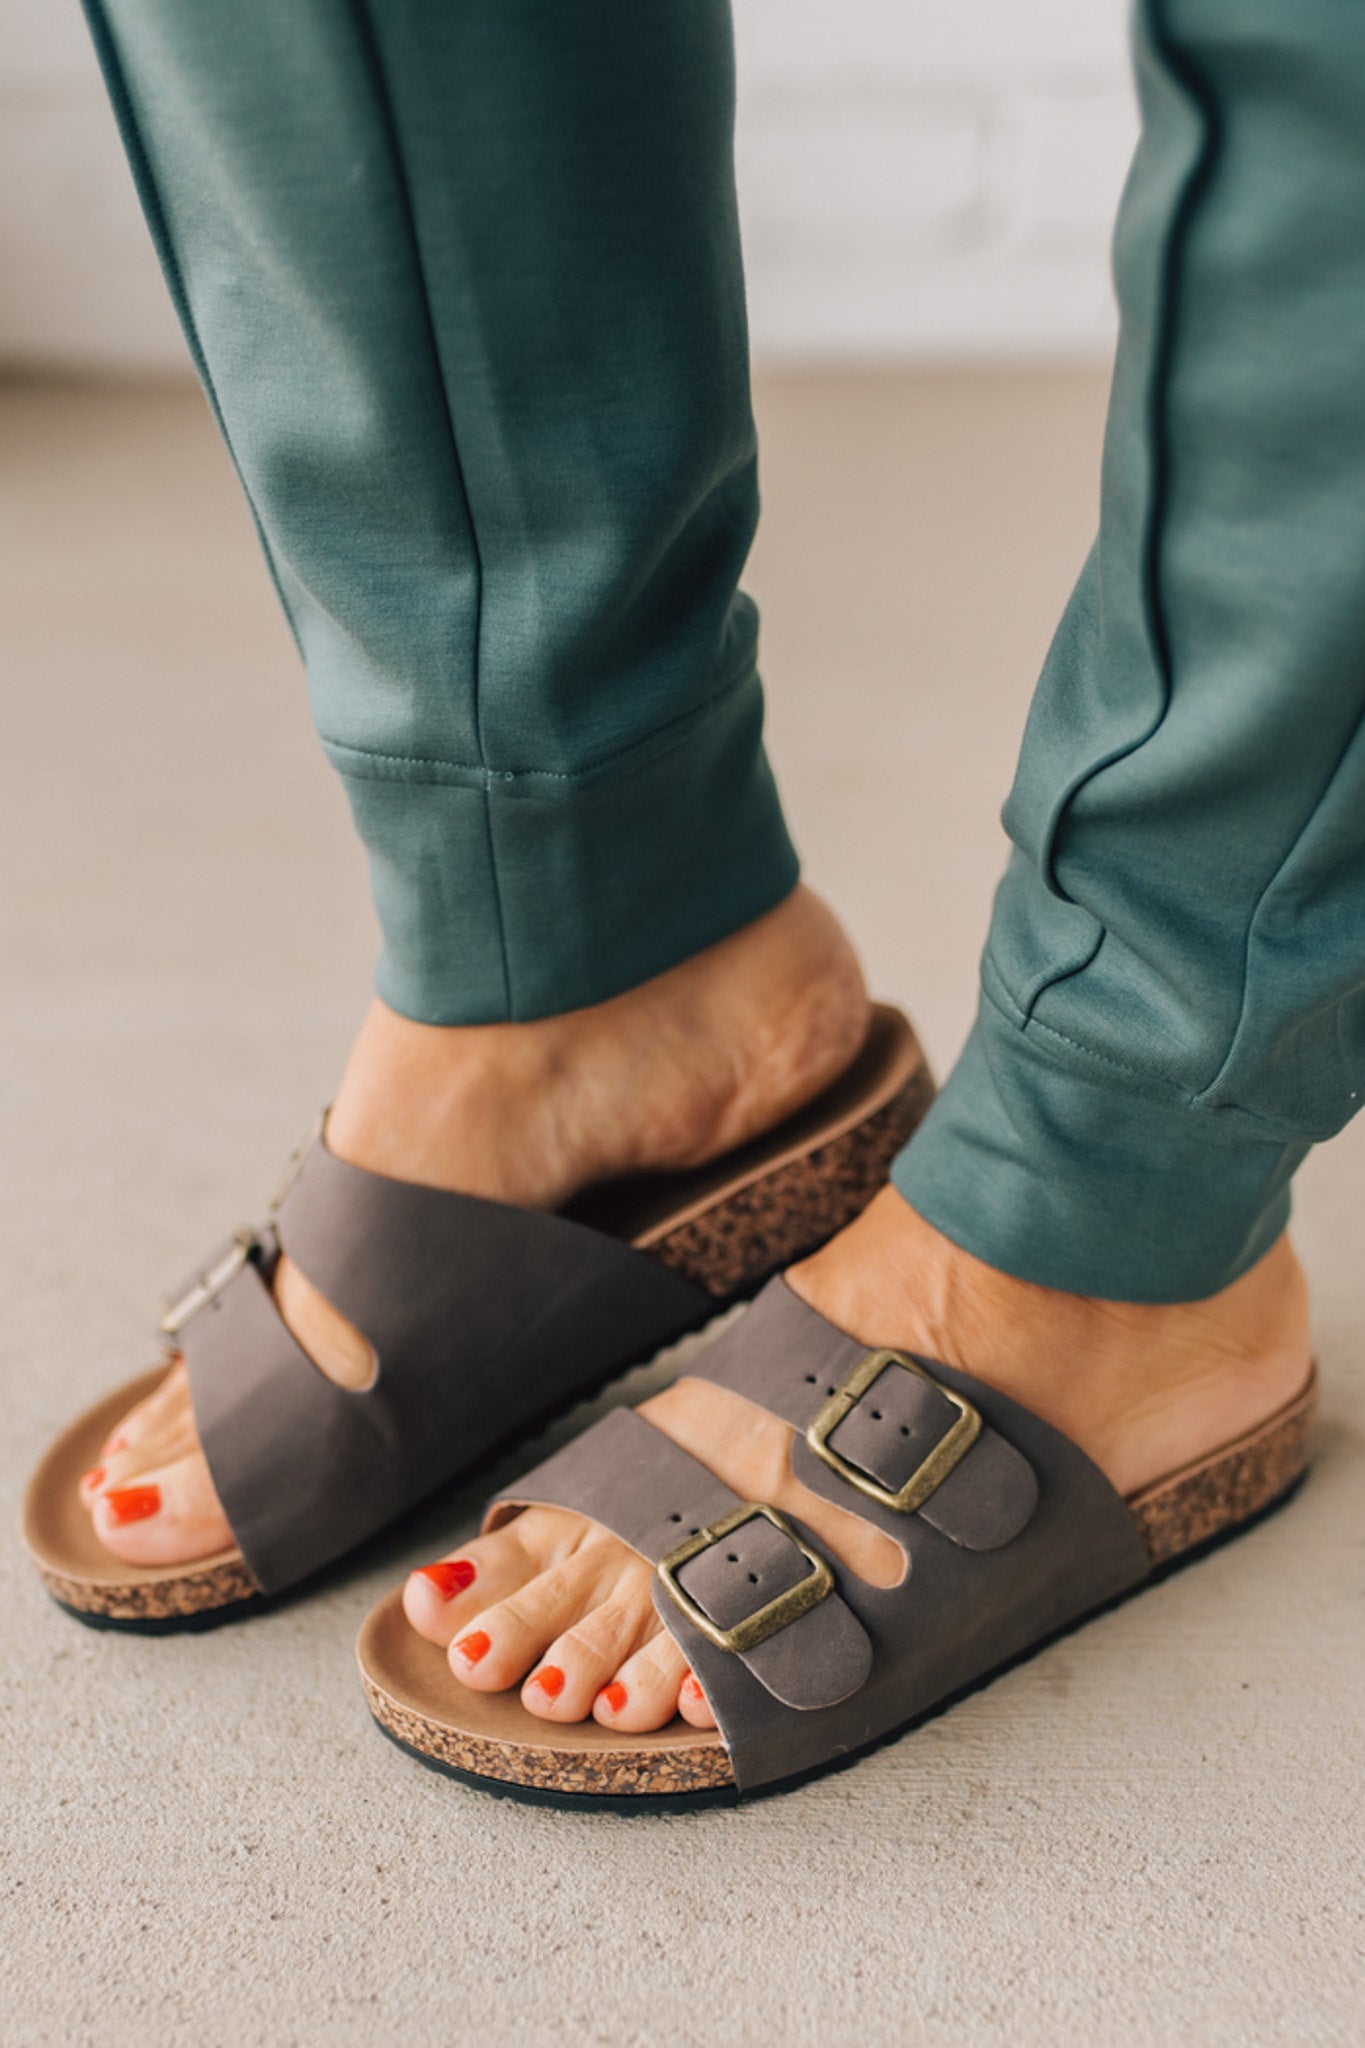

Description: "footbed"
24 1004 924 1618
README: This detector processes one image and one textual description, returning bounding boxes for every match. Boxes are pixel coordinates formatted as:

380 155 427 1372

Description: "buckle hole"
747 1573 758 1584
725 1552 738 1563
668 1513 682 1523
871 1409 882 1420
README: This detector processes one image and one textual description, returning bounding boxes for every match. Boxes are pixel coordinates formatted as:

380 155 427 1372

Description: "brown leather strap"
687 1277 1038 1550
485 1279 1153 1794
488 1409 873 1712
178 1135 710 1594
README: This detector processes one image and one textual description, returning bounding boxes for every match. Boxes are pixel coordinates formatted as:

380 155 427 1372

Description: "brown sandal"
24 1005 932 1632
357 1274 1316 1808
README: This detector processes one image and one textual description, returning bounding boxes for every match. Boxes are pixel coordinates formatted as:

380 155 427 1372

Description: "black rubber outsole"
367 1469 1309 1814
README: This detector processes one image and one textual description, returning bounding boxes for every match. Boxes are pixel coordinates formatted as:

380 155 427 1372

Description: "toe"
677 1668 718 1729
593 1628 693 1733
402 1505 591 1647
522 1566 658 1723
89 1450 233 1566
447 1549 608 1693
98 1358 185 1462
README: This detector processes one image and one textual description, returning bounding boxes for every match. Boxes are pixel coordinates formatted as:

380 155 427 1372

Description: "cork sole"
24 1005 932 1629
356 1368 1318 1808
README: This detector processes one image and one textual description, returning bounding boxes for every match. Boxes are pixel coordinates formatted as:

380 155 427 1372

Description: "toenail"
106 1434 128 1456
599 1682 627 1715
81 1466 106 1491
453 1630 491 1666
529 1665 565 1699
103 1484 161 1525
681 1672 704 1705
415 1559 476 1599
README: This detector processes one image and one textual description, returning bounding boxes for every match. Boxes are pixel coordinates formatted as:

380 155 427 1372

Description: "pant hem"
341 666 800 1024
891 1002 1305 1303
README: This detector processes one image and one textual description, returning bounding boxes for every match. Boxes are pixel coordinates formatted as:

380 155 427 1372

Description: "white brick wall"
0 0 1134 372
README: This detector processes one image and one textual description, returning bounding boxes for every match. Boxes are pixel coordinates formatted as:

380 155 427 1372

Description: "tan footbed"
24 1004 931 1623
354 1367 1318 1801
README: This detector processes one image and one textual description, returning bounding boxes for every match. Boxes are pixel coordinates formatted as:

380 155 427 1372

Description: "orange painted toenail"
529 1666 565 1699
103 1485 161 1524
681 1672 704 1705
81 1466 106 1491
416 1559 476 1599
600 1682 628 1715
453 1630 491 1666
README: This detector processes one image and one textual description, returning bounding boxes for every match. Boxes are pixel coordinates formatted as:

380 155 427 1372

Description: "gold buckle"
267 1108 328 1215
806 1349 981 1514
158 1229 256 1340
656 1502 833 1654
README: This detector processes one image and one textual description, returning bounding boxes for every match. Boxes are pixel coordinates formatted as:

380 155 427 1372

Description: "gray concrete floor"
2 375 1362 2047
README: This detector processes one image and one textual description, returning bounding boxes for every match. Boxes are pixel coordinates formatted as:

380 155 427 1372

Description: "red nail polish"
453 1630 491 1666
415 1559 476 1599
81 1466 106 1492
681 1672 704 1704
103 1484 161 1525
600 1681 628 1715
530 1665 565 1699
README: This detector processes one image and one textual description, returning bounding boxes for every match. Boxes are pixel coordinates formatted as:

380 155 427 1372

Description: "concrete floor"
2 375 1362 2047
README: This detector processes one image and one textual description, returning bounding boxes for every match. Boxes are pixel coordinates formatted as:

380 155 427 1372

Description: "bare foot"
397 1191 1313 1735
82 887 871 1566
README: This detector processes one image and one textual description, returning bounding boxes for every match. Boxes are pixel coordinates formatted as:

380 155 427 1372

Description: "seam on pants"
78 1 305 659
1019 0 1222 1022
350 0 511 1017
317 656 760 787
1192 697 1365 1112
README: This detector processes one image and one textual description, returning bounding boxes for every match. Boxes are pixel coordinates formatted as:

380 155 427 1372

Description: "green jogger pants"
86 0 1365 1305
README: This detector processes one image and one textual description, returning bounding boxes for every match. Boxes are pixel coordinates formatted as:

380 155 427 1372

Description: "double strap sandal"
357 1275 1317 1809
24 1007 931 1632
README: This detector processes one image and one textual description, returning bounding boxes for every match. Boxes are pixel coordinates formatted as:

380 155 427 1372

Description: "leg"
402 0 1351 1733
78 1 870 1564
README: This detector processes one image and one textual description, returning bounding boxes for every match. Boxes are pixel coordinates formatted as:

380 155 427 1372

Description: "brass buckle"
656 1502 833 1654
806 1349 981 1514
158 1229 257 1340
267 1108 328 1216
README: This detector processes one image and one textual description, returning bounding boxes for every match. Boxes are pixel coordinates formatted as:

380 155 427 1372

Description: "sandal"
357 1273 1316 1808
24 1005 931 1632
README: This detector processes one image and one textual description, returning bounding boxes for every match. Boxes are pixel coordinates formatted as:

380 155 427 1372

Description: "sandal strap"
688 1278 1039 1550
174 1132 709 1595
486 1408 873 1712
489 1281 1153 1795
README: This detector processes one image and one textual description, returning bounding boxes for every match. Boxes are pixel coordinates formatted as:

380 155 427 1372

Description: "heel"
1128 1373 1317 1567
649 1037 935 1301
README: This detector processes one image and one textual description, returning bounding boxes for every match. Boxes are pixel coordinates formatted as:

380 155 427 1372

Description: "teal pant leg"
896 0 1365 1302
83 0 798 1024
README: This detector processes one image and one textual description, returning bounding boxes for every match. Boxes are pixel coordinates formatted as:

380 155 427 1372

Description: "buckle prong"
806 1349 981 1514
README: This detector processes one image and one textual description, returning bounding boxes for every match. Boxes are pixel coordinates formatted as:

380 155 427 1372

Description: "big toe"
89 1450 233 1566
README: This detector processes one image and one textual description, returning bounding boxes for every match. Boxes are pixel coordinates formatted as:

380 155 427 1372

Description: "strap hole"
826 1387 836 1397
747 1573 758 1584
900 1425 910 1436
804 1374 816 1384
688 1528 700 1537
669 1513 682 1523
726 1552 738 1563
871 1409 882 1420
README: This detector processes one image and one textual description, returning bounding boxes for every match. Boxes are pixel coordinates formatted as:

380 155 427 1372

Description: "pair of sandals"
24 1007 1315 1809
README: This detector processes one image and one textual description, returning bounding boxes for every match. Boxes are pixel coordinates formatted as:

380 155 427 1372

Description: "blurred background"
0 0 1135 371
7 9 1361 2048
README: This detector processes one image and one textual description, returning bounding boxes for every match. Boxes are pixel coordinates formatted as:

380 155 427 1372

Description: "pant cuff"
331 668 800 1024
892 998 1305 1303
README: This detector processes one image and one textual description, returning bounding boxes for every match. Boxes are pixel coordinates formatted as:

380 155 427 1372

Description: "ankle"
789 1191 1313 1496
324 886 871 1207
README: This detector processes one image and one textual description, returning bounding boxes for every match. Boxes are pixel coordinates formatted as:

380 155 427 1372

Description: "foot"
397 1190 1313 1736
81 887 872 1566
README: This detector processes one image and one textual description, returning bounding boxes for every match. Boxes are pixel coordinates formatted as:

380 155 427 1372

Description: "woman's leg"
79 0 872 1564
396 0 1349 1734
83 0 797 1023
